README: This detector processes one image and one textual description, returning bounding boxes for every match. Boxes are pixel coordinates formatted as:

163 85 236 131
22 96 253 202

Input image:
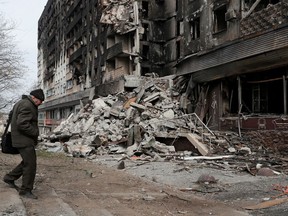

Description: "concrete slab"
0 186 27 216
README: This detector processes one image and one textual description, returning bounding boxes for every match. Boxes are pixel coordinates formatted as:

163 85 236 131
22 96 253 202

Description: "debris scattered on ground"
37 75 288 177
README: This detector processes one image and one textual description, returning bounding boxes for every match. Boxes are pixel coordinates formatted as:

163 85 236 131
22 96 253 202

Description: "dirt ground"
95 155 288 216
0 151 251 216
1 150 287 216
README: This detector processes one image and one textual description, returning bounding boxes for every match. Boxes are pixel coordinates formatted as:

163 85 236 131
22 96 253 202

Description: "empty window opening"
213 5 227 33
142 1 149 18
141 67 150 76
156 0 164 4
100 43 104 54
107 59 116 72
242 80 283 114
107 35 115 48
142 23 149 41
189 17 200 40
176 41 181 59
177 21 184 36
229 71 285 115
142 45 149 60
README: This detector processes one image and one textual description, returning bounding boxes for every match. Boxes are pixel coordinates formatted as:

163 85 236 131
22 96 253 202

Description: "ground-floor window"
230 69 286 115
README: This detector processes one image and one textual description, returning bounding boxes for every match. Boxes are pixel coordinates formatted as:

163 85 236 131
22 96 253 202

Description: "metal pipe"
283 75 287 114
237 76 242 137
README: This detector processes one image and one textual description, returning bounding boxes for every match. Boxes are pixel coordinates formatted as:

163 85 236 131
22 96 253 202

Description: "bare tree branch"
0 13 27 111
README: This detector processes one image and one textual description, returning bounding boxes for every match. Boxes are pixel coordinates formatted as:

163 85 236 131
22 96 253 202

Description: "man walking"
3 89 45 199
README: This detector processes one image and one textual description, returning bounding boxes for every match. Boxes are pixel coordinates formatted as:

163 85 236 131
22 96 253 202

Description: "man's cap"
30 89 45 101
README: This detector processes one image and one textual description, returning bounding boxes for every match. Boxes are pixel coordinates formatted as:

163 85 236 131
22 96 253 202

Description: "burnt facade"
37 0 140 129
37 0 288 132
176 0 288 131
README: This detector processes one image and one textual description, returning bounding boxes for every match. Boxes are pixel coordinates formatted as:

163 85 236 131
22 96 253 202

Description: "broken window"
213 5 227 33
189 17 200 40
155 0 165 4
252 84 268 113
142 45 149 60
107 35 115 48
141 67 150 76
47 88 55 97
100 43 104 55
66 79 73 89
142 1 149 19
142 23 149 41
176 40 181 59
240 71 285 114
177 21 184 36
107 59 116 72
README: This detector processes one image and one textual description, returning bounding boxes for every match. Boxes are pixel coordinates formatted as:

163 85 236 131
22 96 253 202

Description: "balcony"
106 42 123 60
66 13 82 35
69 46 86 63
106 42 133 60
66 0 82 17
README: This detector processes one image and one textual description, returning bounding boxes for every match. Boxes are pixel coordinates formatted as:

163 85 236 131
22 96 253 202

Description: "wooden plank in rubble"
244 198 288 210
185 133 209 156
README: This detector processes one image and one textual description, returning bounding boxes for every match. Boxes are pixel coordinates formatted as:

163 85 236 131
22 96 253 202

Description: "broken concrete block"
125 107 135 120
70 144 94 157
84 116 95 131
103 110 110 118
159 121 176 129
130 102 146 111
109 134 118 142
92 98 108 110
136 87 145 103
117 161 125 169
141 111 151 120
134 125 142 143
162 109 174 119
179 94 188 110
118 111 126 119
161 104 174 109
126 143 138 156
144 81 154 90
124 75 142 88
143 92 160 103
151 141 174 154
239 146 252 155
110 108 120 117
90 135 107 147
134 116 141 124
228 147 236 153
127 126 134 146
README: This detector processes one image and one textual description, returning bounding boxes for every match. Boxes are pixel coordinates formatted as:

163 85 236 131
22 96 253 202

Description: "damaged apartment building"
37 0 288 133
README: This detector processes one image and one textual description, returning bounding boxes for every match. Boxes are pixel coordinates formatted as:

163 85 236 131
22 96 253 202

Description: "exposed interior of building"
37 0 288 133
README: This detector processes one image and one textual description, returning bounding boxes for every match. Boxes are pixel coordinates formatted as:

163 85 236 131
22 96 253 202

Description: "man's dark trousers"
4 146 36 192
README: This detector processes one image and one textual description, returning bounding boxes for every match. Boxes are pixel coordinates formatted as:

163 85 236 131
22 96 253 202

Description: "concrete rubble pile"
38 72 288 176
40 75 204 159
100 0 137 34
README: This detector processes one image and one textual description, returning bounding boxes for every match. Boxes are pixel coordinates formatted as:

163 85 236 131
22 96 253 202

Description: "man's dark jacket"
11 95 39 147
